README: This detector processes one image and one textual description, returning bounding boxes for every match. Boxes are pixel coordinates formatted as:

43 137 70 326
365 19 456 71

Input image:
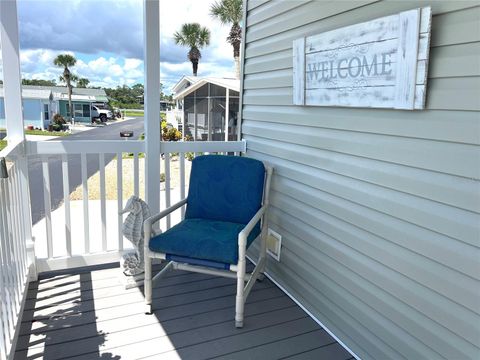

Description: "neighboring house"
242 1 479 360
172 76 240 141
0 85 52 130
0 85 108 128
49 86 108 123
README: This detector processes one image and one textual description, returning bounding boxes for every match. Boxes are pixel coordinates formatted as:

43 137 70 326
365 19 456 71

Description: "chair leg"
235 273 244 328
235 250 246 328
144 253 153 315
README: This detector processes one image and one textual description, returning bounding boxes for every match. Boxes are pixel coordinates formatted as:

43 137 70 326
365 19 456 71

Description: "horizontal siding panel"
264 223 477 359
270 175 480 293
244 69 291 89
245 2 479 59
248 139 480 268
246 1 375 43
426 76 480 111
429 42 480 78
243 105 480 145
243 121 480 180
243 87 292 105
247 0 312 27
249 145 480 280
431 5 480 47
244 135 480 213
265 194 480 346
244 49 292 74
246 0 269 12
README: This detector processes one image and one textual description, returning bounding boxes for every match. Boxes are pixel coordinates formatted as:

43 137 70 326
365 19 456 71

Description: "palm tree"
174 23 210 76
76 78 90 88
53 54 77 122
210 0 242 79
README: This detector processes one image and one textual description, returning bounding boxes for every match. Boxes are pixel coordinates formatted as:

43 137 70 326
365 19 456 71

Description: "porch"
14 263 352 360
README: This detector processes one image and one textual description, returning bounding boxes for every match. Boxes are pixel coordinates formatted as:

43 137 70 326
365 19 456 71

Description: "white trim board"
246 255 361 360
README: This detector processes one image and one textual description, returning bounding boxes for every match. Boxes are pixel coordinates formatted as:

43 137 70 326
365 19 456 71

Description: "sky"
0 0 236 93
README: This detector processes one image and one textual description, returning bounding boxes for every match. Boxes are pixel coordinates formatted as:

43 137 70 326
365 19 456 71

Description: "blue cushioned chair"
144 155 272 328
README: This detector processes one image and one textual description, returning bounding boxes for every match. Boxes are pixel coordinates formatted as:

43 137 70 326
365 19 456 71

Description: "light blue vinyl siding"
242 1 480 359
0 98 45 129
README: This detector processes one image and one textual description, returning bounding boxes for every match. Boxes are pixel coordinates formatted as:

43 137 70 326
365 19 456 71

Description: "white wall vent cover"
267 228 282 261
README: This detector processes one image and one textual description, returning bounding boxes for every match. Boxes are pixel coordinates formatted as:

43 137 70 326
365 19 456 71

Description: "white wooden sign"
293 7 432 110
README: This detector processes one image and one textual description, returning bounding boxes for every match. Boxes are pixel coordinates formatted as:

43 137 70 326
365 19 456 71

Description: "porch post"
0 0 36 281
225 88 229 141
0 0 24 143
143 0 161 215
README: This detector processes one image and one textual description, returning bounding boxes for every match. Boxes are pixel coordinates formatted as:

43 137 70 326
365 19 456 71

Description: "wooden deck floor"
15 262 352 360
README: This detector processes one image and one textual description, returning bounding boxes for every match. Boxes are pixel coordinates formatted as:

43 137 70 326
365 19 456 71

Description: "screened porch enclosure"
183 83 239 142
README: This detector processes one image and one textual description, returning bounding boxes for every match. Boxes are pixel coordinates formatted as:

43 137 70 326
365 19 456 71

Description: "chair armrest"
144 198 187 238
238 205 266 245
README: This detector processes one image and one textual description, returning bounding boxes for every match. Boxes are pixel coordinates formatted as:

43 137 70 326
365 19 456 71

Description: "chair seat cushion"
149 218 261 265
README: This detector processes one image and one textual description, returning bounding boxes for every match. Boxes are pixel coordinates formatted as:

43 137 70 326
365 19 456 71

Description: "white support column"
181 99 185 139
0 0 24 143
0 0 36 281
225 88 229 141
143 0 161 216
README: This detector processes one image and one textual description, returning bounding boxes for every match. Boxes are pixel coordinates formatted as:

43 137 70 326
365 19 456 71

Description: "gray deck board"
15 262 351 359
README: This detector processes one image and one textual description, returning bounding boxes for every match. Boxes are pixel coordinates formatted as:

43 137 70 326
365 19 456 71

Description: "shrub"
162 127 182 142
185 152 194 161
52 113 66 125
160 173 166 182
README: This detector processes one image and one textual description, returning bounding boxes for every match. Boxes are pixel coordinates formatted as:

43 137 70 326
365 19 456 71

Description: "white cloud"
0 0 237 92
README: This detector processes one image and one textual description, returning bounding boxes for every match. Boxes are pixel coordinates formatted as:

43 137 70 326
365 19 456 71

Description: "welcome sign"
293 7 432 110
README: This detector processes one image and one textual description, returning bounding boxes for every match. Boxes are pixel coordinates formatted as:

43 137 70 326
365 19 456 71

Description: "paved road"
29 118 144 224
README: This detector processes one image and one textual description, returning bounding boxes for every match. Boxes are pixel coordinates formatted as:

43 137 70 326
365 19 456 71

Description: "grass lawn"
0 140 6 152
123 111 145 117
25 129 70 137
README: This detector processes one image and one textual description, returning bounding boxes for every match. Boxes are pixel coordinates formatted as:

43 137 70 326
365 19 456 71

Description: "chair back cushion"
185 155 265 224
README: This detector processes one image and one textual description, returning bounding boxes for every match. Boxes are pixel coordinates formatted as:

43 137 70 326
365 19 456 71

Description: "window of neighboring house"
73 103 83 118
44 104 49 121
82 104 90 117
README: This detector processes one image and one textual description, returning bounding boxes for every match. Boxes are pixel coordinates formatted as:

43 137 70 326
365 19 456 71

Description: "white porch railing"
0 140 33 360
26 139 246 273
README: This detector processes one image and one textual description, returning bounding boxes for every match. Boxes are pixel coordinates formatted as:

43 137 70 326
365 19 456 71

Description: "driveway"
28 117 144 224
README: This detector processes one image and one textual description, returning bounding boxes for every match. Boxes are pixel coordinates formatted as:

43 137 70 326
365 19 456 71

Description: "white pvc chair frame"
143 165 273 328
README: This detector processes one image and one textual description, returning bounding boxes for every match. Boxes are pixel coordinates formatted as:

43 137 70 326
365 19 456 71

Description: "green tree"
76 78 90 88
53 54 77 122
210 0 242 79
173 23 210 76
22 79 57 86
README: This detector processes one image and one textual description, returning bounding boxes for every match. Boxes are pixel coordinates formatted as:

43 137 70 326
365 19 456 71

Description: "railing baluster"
134 152 139 197
0 179 15 340
0 186 10 360
165 153 171 229
10 169 24 287
0 238 6 360
81 153 90 254
7 173 21 313
117 153 123 251
179 153 186 219
99 153 107 252
42 157 53 258
13 168 27 278
62 155 72 256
